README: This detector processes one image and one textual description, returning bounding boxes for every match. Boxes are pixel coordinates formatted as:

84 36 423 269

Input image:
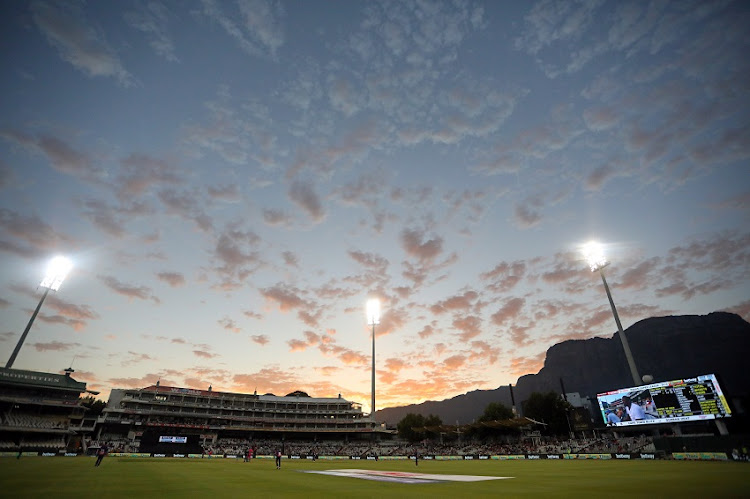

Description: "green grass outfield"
1 456 748 498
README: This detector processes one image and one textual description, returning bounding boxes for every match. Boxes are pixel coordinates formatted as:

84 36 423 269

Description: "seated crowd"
195 434 656 457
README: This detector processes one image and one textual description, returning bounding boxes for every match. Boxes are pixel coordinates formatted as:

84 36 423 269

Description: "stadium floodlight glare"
40 256 73 291
6 255 73 369
366 298 380 420
366 299 381 326
582 241 641 386
582 240 608 272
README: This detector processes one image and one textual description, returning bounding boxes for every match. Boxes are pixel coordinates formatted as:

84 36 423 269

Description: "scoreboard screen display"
158 436 187 443
596 374 731 427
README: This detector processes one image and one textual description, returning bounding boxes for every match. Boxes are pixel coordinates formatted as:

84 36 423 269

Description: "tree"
396 413 426 442
477 402 514 423
80 395 106 416
468 401 515 440
423 414 443 439
424 414 442 427
522 391 573 435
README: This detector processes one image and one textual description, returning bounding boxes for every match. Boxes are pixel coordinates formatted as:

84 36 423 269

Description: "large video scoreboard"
597 374 731 427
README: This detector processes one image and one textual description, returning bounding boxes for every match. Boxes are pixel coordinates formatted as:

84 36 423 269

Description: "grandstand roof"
138 385 356 404
0 367 86 393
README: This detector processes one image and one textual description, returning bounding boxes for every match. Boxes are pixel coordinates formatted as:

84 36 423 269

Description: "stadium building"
97 383 386 453
0 367 96 454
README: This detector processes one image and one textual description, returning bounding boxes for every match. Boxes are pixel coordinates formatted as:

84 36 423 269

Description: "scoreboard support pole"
715 420 728 435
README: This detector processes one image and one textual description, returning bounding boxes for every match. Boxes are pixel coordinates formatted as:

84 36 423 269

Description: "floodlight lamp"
582 241 609 272
366 298 380 325
40 256 73 291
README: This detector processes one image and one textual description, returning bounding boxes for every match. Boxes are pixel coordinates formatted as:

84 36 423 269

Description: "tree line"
395 391 573 442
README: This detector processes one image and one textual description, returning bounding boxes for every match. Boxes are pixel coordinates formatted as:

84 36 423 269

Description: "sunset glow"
0 1 747 410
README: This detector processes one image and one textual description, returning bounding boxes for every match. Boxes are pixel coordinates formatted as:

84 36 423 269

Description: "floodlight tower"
6 256 73 369
366 298 381 420
582 242 641 386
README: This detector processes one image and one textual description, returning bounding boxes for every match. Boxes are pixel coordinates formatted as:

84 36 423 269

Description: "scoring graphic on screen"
597 374 731 427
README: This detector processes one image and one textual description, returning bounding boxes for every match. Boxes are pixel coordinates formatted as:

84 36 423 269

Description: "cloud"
723 300 750 323
328 76 361 116
443 354 466 369
288 181 326 222
156 271 185 287
76 198 127 237
585 164 620 191
0 130 99 179
32 0 134 85
287 329 369 367
583 106 619 131
124 1 178 61
211 226 263 288
31 341 81 352
250 335 269 345
119 153 182 198
452 314 482 342
108 373 167 389
7 285 98 331
418 323 437 339
36 313 87 331
207 183 241 203
0 159 13 189
514 202 542 228
480 261 526 293
219 317 241 333
383 372 484 407
243 310 263 320
429 290 479 315
314 366 339 377
384 358 408 373
287 339 308 352
261 284 309 312
262 209 292 227
490 297 526 326
99 275 160 303
356 0 485 64
618 258 661 290
121 351 154 367
400 228 444 262
200 0 285 58
231 367 304 396
42 294 99 325
348 250 389 273
281 251 299 268
651 231 750 299
540 251 590 294
158 188 213 232
468 340 500 365
508 352 546 376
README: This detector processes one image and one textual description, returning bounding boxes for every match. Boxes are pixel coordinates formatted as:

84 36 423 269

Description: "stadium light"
366 299 380 419
6 256 73 369
582 241 641 386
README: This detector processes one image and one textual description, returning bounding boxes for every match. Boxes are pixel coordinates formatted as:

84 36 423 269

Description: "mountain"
375 386 514 427
375 312 750 426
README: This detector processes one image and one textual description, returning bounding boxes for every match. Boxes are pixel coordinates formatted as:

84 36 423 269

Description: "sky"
0 0 748 413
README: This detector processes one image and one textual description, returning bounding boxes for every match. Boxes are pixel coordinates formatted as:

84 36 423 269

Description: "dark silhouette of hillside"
375 312 749 426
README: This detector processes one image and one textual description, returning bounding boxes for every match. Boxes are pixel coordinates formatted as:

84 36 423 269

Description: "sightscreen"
596 374 731 427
